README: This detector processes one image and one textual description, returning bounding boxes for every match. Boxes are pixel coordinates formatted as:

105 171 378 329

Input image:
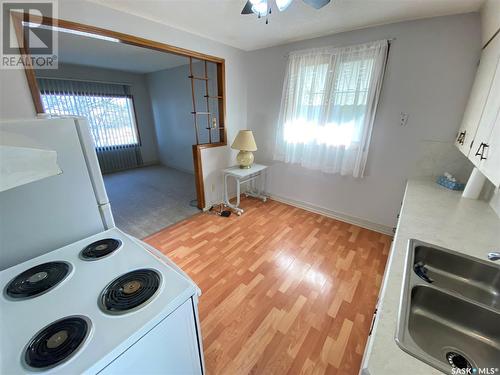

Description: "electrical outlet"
400 112 409 127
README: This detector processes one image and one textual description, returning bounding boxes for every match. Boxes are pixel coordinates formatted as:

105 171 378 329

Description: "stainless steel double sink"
396 240 500 374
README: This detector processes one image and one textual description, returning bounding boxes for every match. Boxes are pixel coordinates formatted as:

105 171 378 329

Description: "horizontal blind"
38 77 143 173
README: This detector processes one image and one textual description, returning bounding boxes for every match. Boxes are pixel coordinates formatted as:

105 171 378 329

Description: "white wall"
0 0 247 209
245 13 481 231
147 62 219 173
36 63 160 165
0 68 36 119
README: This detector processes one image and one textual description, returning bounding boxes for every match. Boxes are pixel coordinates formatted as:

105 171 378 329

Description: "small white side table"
223 163 268 215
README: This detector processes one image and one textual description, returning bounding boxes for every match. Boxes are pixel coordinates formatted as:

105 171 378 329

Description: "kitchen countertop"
362 179 500 375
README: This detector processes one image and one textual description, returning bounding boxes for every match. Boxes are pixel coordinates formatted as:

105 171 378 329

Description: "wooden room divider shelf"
187 55 226 210
189 57 224 146
188 75 209 80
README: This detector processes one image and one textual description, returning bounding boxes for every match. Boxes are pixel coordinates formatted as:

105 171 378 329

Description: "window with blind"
37 78 143 173
38 79 140 147
41 94 139 147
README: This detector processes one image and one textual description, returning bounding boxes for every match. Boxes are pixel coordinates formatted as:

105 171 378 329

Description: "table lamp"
231 130 257 169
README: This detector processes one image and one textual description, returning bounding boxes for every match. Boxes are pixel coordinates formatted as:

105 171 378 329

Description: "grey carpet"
103 165 199 239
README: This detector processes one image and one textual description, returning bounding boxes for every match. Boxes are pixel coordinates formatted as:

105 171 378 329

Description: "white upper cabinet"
471 50 500 167
480 110 500 186
456 35 500 156
456 31 500 187
480 0 500 47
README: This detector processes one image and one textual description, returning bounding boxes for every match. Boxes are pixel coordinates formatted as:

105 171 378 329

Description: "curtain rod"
35 75 133 87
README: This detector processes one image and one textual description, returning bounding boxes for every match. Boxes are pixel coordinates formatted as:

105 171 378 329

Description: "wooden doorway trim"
11 11 228 210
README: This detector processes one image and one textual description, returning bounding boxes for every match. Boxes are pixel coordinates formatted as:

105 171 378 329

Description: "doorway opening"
12 12 227 238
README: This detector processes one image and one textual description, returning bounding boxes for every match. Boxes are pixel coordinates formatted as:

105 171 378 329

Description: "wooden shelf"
205 127 225 130
188 75 209 81
191 111 211 115
204 95 223 99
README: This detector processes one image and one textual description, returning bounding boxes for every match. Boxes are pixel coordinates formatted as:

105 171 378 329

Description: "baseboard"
268 194 394 236
101 161 160 175
160 163 195 175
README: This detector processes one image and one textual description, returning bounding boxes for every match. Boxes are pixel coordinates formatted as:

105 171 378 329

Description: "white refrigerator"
0 117 114 270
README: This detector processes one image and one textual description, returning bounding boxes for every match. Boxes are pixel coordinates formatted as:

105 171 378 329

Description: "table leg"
236 177 241 207
223 173 229 207
223 174 244 215
262 169 267 202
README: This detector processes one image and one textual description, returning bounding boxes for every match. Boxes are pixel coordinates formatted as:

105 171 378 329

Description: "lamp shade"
231 130 257 151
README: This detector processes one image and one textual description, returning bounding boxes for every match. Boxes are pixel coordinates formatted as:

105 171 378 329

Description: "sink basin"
414 244 500 310
409 286 500 371
396 240 500 374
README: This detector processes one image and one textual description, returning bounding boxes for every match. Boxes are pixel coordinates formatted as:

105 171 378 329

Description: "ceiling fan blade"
302 0 331 9
241 0 254 14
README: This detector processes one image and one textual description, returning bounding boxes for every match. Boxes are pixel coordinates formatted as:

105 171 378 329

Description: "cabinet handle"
475 142 489 160
475 143 483 156
456 131 466 145
481 144 489 160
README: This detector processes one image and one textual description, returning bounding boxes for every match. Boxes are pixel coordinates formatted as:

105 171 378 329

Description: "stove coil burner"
25 316 89 369
80 238 121 260
5 262 70 299
100 269 161 314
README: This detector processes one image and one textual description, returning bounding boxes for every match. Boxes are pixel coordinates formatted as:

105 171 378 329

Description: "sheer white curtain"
273 40 389 177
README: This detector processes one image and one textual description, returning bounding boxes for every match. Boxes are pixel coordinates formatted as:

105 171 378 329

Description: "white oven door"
98 298 203 375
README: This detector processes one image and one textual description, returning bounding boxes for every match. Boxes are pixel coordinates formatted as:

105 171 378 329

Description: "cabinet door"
472 52 500 167
480 110 500 186
456 35 500 156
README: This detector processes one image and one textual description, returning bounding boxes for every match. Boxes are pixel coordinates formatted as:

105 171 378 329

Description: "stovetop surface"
0 228 197 374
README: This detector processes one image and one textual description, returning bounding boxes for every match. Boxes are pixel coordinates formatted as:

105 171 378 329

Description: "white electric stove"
0 117 204 374
0 227 203 374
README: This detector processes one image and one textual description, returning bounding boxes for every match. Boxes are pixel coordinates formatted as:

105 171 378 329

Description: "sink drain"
446 352 473 370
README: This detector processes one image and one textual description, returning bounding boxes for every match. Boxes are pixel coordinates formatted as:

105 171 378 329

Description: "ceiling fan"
241 0 331 24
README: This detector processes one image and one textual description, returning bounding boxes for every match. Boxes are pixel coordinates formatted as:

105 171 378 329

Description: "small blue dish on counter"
436 176 465 191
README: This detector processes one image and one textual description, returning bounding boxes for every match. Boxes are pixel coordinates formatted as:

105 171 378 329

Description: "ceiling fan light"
251 0 268 16
276 0 293 11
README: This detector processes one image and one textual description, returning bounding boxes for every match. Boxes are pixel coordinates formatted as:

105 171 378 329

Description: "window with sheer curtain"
273 40 389 177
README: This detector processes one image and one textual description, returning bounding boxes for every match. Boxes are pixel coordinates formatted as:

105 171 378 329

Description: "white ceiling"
91 0 484 51
57 30 189 73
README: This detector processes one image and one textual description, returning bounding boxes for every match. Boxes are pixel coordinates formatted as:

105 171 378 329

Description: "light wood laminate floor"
145 197 391 375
